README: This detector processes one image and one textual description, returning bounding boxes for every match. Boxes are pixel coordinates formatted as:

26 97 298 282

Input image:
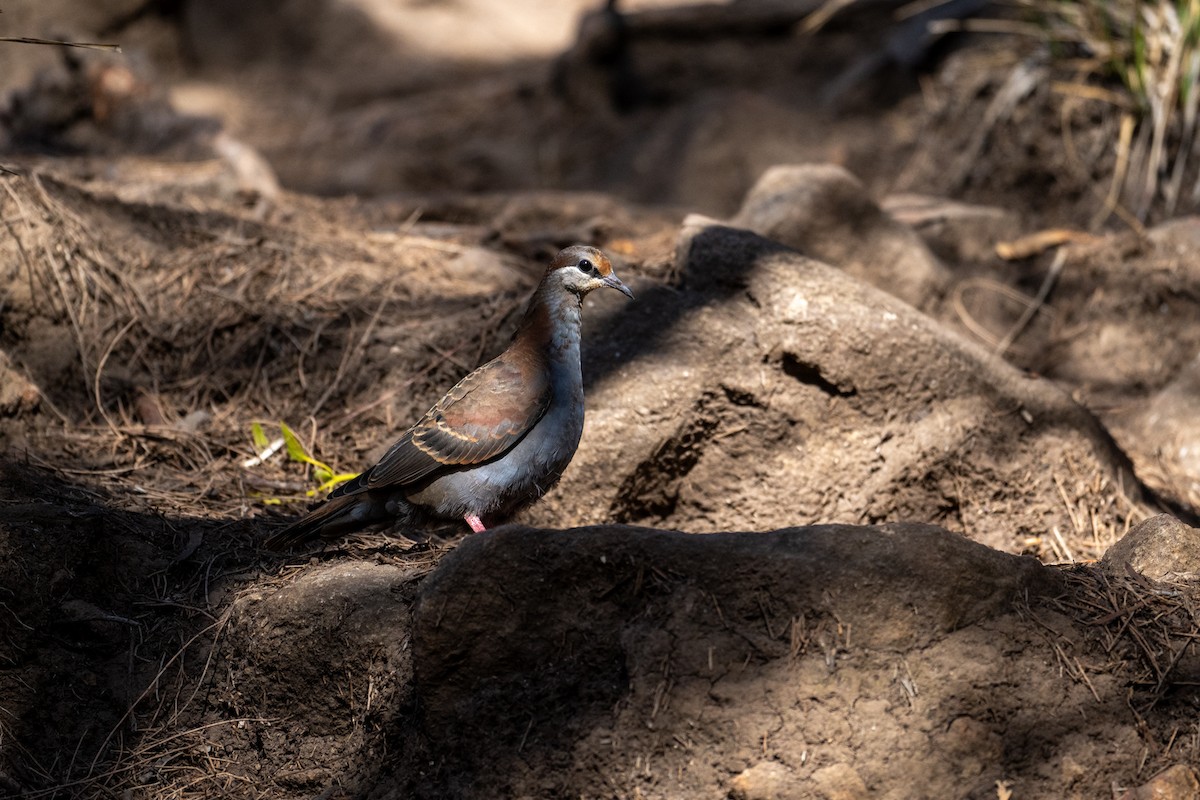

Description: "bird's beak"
604 273 634 299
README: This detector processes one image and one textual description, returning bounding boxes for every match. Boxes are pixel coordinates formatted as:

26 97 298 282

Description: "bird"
266 245 633 549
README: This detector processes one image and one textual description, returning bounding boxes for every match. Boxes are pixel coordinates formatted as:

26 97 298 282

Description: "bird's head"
544 245 634 300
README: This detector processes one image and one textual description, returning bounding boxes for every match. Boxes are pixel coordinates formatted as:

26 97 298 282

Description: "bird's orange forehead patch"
592 253 614 276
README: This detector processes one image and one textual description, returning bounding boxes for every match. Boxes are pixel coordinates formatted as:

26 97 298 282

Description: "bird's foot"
464 513 486 533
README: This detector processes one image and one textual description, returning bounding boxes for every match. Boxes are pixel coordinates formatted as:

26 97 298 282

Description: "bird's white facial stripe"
552 267 594 294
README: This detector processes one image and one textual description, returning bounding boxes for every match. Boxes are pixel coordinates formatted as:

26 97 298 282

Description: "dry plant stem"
1137 1 1187 221
951 58 1046 188
1014 0 1200 221
928 18 1055 38
1092 113 1137 229
1056 94 1145 234
94 318 138 435
85 610 233 778
31 176 153 322
1124 120 1152 221
309 280 395 417
1053 566 1200 715
995 228 1096 259
3 181 91 392
1052 80 1134 107
7 175 171 429
0 36 121 51
23 719 273 799
1165 48 1200 214
801 0 856 33
994 247 1067 356
950 278 1057 350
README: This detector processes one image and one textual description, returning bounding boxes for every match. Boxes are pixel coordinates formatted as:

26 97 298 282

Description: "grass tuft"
1024 0 1200 220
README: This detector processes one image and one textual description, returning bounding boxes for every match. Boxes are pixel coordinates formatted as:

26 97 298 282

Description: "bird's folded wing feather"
356 355 552 491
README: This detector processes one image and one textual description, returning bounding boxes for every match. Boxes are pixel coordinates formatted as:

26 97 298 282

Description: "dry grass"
927 0 1200 224
1009 448 1151 565
0 168 531 520
1022 562 1200 782
52 534 446 800
1055 564 1200 712
0 165 532 797
1021 0 1200 222
1032 0 1200 220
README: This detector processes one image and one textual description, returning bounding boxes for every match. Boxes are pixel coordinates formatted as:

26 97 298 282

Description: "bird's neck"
514 284 583 369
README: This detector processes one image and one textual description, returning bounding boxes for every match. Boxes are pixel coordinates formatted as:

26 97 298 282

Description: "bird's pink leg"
464 513 487 533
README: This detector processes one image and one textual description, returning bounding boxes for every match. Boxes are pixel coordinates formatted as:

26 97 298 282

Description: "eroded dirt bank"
3 0 1200 798
1 173 1199 796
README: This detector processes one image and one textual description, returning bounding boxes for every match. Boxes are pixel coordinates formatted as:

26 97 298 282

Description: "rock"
0 351 40 417
732 164 950 309
211 131 280 207
936 716 1003 779
1118 764 1200 800
532 221 1140 558
226 561 420 730
730 761 799 800
1113 352 1200 513
666 94 831 216
810 763 869 800
413 523 1057 794
1101 515 1200 581
1038 222 1200 412
1147 217 1200 253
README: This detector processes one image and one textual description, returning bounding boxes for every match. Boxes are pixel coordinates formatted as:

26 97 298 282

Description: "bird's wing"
354 355 553 491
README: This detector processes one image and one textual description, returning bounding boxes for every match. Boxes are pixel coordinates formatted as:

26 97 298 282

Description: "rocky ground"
1 1 1200 799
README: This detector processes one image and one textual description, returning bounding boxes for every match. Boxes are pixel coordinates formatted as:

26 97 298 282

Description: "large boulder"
390 522 1195 799
411 523 1061 798
733 164 951 309
526 221 1141 559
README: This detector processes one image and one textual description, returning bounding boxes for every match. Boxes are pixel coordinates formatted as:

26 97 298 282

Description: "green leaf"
309 472 360 497
281 421 339 484
280 422 308 463
274 420 358 497
251 421 270 451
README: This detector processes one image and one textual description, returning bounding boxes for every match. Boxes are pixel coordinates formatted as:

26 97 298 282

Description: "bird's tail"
264 491 394 550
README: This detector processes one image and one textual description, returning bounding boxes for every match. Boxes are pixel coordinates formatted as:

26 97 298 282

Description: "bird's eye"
577 259 595 275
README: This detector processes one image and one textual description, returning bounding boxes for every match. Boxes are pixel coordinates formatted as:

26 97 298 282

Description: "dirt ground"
2 1 1200 798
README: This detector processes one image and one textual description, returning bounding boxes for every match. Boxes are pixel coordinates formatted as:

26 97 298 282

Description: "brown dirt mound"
4 1 1200 797
1 152 1197 799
